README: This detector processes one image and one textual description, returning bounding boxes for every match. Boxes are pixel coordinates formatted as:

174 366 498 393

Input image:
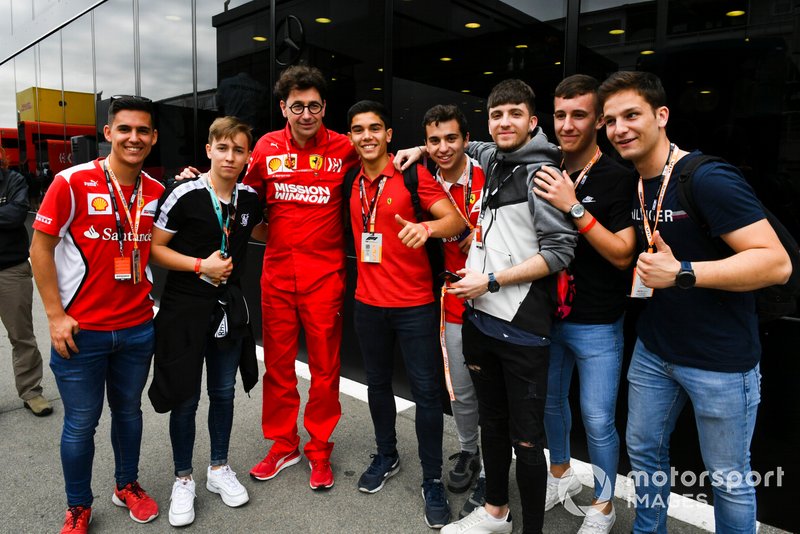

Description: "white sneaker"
577 505 616 534
169 478 196 527
544 469 582 511
206 465 249 507
440 507 512 534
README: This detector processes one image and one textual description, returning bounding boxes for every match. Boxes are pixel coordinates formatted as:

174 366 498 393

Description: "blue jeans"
354 301 443 480
50 320 154 507
544 318 623 501
170 337 242 477
626 339 761 534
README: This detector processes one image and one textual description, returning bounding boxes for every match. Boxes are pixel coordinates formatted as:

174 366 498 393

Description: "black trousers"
462 318 549 534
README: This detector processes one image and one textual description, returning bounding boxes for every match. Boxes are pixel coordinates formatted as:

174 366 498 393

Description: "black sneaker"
422 478 451 529
446 449 480 493
358 453 400 493
460 476 486 518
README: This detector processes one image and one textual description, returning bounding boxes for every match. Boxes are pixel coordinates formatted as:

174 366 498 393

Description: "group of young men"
30 63 791 534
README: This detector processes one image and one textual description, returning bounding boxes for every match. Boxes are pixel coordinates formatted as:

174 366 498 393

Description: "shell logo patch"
266 154 299 174
88 194 112 215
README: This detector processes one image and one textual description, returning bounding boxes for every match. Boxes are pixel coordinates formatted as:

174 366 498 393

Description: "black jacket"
0 168 31 270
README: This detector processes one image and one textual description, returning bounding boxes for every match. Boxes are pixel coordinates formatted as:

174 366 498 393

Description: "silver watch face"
570 203 585 219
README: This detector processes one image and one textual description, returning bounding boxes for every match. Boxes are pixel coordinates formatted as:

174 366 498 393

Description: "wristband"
194 258 202 274
421 222 432 237
417 145 424 154
578 216 597 234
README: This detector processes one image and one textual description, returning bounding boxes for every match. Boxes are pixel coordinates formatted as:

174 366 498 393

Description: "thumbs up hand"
396 214 430 249
636 231 681 288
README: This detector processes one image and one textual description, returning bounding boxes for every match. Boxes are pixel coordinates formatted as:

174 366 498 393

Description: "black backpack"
342 164 445 291
676 155 800 322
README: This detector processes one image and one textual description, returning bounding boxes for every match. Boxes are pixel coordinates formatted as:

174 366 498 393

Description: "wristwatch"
675 261 696 289
487 272 501 293
569 203 585 219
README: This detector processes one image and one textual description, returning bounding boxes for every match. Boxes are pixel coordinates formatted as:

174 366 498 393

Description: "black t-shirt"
565 154 635 323
154 176 263 296
632 151 764 372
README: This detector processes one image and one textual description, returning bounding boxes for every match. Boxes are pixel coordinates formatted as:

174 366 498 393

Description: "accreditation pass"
361 232 383 263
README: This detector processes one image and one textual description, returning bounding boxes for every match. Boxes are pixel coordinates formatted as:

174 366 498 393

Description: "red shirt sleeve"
32 174 74 237
415 165 448 212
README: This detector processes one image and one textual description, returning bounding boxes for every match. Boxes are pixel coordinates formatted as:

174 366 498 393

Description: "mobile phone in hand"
439 270 462 283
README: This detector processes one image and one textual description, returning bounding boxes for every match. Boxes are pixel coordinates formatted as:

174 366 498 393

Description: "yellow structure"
16 87 95 126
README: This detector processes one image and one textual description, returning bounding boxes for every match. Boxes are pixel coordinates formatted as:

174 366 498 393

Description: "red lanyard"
437 159 475 230
104 160 143 255
359 174 388 233
637 144 679 252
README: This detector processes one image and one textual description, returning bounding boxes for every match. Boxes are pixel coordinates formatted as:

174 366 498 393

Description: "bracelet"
194 257 202 274
417 145 424 154
421 222 432 237
579 216 597 234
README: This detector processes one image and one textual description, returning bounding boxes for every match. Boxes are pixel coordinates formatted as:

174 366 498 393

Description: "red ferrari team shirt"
350 157 447 308
244 123 359 293
437 157 485 324
33 158 164 330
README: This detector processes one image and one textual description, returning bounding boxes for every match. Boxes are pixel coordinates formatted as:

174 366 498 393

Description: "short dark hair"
555 74 601 115
274 65 327 101
107 95 155 127
598 71 667 111
347 100 391 130
208 116 253 150
487 79 536 114
422 104 469 140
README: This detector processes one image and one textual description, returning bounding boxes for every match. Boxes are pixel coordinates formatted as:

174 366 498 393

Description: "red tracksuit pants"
260 271 344 461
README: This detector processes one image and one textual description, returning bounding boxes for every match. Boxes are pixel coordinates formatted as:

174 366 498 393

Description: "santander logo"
84 226 100 239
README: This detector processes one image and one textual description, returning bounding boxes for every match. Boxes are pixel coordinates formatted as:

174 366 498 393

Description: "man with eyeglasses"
244 65 359 491
30 95 163 533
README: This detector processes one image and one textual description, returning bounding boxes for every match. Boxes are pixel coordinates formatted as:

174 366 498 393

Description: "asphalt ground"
0 272 790 534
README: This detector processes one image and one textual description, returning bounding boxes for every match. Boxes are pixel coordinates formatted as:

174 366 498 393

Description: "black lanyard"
103 161 141 257
478 160 520 222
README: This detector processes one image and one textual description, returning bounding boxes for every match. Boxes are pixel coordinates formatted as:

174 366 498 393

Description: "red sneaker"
249 449 301 481
309 459 334 490
111 481 159 523
61 505 92 534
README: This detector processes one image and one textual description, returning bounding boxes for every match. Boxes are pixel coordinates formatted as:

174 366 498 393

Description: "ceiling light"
252 36 267 42
461 89 470 93
554 61 562 65
483 71 493 75
640 50 655 55
440 57 452 62
609 29 625 35
726 10 745 17
515 44 528 49
465 22 480 29
700 90 712 94
372 87 382 91
378 68 383 72
473 109 482 113
165 15 181 21
331 77 337 81
315 17 332 23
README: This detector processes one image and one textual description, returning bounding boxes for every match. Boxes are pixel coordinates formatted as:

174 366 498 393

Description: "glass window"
391 0 566 149
93 0 135 100
139 0 193 102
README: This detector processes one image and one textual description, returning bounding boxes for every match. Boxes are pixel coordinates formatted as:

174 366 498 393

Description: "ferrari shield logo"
309 154 323 171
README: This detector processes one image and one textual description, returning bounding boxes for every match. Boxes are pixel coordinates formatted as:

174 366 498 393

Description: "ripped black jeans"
462 318 549 534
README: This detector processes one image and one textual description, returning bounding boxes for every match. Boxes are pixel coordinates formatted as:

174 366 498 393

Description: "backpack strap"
675 154 726 233
402 164 423 222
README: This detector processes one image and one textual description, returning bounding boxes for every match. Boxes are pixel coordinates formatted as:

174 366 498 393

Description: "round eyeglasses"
287 102 323 115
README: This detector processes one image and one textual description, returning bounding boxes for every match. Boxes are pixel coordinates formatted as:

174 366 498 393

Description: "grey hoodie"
465 127 577 337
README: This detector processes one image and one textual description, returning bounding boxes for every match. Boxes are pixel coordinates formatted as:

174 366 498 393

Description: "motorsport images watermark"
553 465 785 516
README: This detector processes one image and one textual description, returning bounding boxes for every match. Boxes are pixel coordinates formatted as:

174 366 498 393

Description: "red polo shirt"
438 157 485 324
350 157 447 307
244 123 359 293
